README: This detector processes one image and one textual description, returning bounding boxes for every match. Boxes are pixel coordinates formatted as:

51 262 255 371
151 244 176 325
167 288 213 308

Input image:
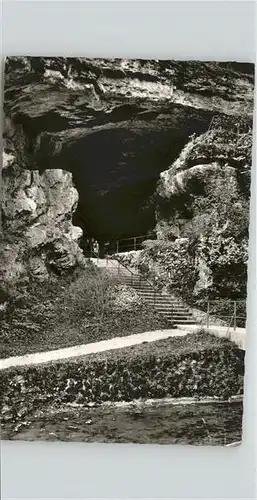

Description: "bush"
0 266 113 343
112 251 141 270
131 239 198 301
0 332 245 427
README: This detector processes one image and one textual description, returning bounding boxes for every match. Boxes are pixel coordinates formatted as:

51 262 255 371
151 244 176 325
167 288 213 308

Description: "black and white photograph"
0 56 254 445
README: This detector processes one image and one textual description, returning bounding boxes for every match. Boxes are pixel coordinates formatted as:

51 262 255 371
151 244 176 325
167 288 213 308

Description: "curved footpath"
0 324 245 371
0 328 189 370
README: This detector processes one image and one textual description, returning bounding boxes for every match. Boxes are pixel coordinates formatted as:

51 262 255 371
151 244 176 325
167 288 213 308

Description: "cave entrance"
16 98 214 259
6 88 215 263
62 108 214 257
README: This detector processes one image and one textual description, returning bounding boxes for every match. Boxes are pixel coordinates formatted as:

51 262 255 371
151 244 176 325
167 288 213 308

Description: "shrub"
0 266 114 340
131 239 198 301
112 251 142 270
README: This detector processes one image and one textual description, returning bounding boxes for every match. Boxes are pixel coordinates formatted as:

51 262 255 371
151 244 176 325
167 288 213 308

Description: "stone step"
154 309 193 316
119 277 147 280
148 300 189 307
119 281 152 285
129 282 156 286
159 318 194 325
141 299 186 306
130 283 168 295
144 305 188 312
167 317 194 322
171 320 195 327
143 304 188 310
131 282 159 293
115 278 141 283
157 312 193 319
120 282 147 286
108 269 135 274
118 286 187 304
100 266 196 325
115 273 144 277
154 308 192 315
137 292 170 296
137 292 178 298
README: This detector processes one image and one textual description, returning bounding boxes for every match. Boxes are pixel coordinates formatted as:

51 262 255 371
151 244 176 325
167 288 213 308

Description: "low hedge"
1 332 244 426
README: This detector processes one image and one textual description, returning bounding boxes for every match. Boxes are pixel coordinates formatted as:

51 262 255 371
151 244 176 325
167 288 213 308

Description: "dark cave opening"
59 121 208 250
72 177 158 256
5 100 216 254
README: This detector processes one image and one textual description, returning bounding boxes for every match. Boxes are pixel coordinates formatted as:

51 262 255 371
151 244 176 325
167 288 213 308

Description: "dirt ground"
2 400 243 446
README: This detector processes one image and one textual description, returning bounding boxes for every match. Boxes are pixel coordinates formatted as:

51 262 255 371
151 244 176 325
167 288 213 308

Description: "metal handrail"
84 233 156 256
90 250 158 307
90 249 138 287
206 299 246 331
110 233 156 253
111 255 159 292
226 313 236 340
107 254 136 286
115 234 155 243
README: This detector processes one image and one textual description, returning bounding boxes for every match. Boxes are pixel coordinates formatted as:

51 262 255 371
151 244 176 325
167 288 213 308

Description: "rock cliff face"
3 58 254 237
153 121 252 300
1 57 254 289
1 161 84 290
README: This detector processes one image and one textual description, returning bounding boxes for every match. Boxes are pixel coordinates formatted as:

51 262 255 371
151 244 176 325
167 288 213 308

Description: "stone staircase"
91 257 195 326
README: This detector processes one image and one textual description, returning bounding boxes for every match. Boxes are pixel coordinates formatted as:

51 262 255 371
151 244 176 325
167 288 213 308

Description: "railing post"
234 301 237 331
207 301 210 329
134 237 136 251
116 240 119 254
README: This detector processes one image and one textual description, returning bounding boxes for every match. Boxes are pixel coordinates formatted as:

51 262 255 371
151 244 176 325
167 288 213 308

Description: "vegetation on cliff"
115 119 252 321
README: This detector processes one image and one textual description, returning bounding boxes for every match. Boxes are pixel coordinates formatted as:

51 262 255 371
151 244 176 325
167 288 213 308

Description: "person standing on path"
93 239 100 258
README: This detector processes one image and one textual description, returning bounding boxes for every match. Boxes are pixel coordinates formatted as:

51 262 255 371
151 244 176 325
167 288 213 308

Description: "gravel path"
0 328 190 370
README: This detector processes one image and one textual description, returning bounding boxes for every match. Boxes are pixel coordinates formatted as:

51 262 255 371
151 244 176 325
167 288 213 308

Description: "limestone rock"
0 164 85 290
155 127 251 299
